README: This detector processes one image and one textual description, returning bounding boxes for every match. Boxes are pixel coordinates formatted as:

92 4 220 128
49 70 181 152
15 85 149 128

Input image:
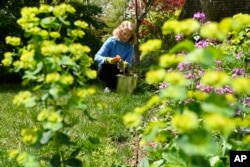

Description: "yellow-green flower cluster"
37 109 63 131
204 114 235 135
13 91 36 108
49 31 61 39
123 112 141 127
146 69 166 84
200 13 250 41
21 128 40 145
45 72 74 85
69 43 90 60
139 39 162 56
8 150 39 167
159 54 183 68
201 71 230 88
39 4 53 13
60 74 74 85
37 109 62 123
231 77 250 95
41 41 66 56
164 71 187 86
171 110 199 133
162 19 200 35
6 36 21 46
74 20 88 29
20 49 35 69
53 3 75 17
68 29 85 38
1 52 13 66
17 7 40 29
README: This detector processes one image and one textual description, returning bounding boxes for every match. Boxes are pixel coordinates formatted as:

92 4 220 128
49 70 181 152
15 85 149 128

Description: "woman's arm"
94 37 113 64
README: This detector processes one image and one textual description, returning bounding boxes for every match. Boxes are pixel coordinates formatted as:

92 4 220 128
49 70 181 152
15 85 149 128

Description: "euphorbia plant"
124 13 250 167
2 4 96 167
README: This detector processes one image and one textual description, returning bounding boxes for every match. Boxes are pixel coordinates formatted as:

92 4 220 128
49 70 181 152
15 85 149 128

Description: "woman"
94 20 137 92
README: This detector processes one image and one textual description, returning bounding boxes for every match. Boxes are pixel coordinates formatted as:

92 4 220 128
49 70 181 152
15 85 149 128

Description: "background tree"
179 0 250 22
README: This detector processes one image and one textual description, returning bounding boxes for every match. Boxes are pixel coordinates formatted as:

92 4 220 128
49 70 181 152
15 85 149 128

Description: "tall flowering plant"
124 12 250 166
2 4 96 167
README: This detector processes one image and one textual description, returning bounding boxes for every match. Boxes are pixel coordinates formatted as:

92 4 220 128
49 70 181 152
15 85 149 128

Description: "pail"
116 74 138 94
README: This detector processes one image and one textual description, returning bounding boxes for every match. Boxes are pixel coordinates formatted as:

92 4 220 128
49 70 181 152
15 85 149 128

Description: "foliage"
124 13 250 167
0 83 152 166
2 3 98 166
0 1 104 82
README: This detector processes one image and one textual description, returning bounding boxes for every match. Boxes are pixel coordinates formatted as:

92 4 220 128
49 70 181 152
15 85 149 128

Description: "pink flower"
175 34 183 41
195 40 209 48
159 82 168 89
193 12 206 23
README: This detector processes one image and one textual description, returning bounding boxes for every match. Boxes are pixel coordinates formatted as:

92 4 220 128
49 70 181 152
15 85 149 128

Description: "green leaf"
88 137 100 144
65 158 82 167
40 17 60 29
162 152 187 167
176 129 219 156
58 16 70 26
214 159 225 167
40 131 52 145
160 85 187 101
50 154 61 167
70 148 81 158
139 157 150 167
184 48 215 67
60 56 75 66
169 40 195 54
201 94 235 116
57 132 73 145
43 122 63 131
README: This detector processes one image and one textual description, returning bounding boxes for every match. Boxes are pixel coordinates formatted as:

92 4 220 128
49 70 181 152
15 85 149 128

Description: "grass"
0 82 152 167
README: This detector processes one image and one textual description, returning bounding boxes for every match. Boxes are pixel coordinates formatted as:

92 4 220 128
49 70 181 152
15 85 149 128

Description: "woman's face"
120 29 132 42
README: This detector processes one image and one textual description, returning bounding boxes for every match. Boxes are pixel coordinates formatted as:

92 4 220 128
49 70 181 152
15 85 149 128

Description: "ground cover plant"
0 83 152 167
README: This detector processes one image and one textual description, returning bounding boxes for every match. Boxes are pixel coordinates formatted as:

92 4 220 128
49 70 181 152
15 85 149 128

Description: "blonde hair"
113 20 137 44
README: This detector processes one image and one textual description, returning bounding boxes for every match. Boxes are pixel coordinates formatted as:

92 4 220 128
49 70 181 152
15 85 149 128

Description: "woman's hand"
118 60 128 70
105 55 121 64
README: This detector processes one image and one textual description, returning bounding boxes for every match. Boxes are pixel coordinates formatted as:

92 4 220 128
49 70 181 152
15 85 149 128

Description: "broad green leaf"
176 129 218 156
40 131 52 145
40 17 60 29
169 40 195 54
56 132 72 145
65 158 82 167
139 157 150 167
160 85 187 101
58 16 70 26
60 56 75 66
184 48 214 67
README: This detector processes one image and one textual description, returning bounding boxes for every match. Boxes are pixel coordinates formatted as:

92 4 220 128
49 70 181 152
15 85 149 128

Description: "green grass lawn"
0 82 152 167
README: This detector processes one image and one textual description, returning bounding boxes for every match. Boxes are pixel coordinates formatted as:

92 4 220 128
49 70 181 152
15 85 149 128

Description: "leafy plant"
124 13 250 167
2 3 97 166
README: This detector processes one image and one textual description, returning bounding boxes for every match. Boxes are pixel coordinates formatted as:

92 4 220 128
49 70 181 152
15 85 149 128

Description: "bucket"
116 74 138 94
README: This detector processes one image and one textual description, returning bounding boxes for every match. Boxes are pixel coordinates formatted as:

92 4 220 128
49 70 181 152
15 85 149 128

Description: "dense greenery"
0 83 152 166
124 12 250 166
1 1 250 167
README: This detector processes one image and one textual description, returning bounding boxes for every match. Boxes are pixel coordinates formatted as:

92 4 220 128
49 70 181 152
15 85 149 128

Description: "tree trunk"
178 0 202 20
133 0 154 66
200 0 250 22
179 0 250 22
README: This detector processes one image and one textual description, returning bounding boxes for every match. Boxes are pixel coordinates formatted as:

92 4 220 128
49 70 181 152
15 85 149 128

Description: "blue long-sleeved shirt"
94 36 134 70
